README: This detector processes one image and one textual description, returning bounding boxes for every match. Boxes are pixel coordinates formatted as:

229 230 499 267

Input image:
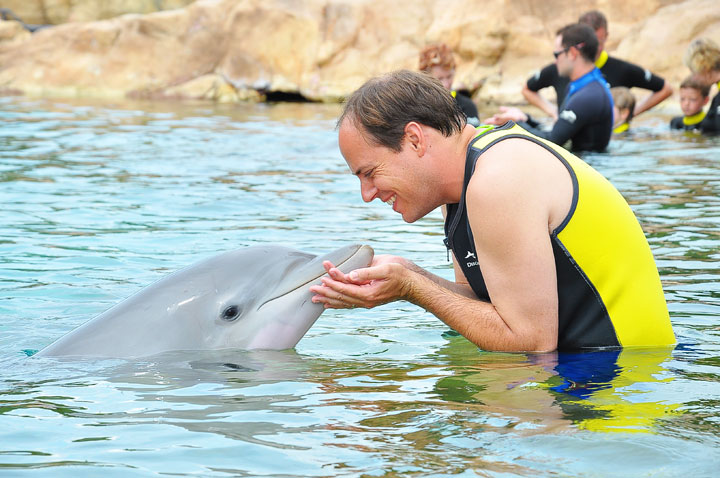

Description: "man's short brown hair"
560 24 599 63
337 70 466 152
578 10 608 31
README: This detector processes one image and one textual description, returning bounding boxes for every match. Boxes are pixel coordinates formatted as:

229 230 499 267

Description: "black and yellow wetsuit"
443 122 675 350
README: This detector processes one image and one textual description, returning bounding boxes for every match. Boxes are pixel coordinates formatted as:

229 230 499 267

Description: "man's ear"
404 122 426 157
703 96 710 106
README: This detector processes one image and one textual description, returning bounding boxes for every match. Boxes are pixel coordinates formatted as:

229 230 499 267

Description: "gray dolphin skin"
35 244 374 359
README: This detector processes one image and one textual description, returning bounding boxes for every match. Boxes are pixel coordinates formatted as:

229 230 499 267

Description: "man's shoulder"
603 55 664 88
604 55 637 69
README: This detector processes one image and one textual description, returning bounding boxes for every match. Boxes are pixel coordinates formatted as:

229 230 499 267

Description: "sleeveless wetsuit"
526 51 666 107
521 68 613 152
443 122 675 350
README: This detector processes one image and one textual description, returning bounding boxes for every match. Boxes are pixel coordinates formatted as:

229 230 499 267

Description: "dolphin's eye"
221 305 241 322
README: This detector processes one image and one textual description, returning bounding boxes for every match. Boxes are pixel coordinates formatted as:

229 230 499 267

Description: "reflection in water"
546 348 679 433
431 339 681 434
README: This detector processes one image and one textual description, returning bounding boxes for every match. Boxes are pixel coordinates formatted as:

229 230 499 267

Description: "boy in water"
610 87 636 134
670 76 711 132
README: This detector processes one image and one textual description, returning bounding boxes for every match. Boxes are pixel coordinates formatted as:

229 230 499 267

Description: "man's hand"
482 106 529 125
309 255 412 309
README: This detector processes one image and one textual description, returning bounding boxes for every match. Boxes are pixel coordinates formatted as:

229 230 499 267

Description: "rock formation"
0 0 717 106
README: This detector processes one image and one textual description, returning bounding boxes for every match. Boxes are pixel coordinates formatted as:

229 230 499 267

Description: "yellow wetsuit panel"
449 122 675 349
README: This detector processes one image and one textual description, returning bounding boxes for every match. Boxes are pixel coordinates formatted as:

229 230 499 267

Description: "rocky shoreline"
0 0 717 110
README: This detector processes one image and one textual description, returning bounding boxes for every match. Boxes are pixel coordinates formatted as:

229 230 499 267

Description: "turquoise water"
1 96 719 477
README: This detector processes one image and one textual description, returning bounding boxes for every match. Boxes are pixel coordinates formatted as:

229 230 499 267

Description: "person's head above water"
418 43 457 90
337 70 466 153
610 86 636 128
578 10 608 53
684 38 720 85
554 23 599 78
678 75 711 117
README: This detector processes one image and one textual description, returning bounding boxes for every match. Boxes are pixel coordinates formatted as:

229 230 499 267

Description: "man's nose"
360 178 378 203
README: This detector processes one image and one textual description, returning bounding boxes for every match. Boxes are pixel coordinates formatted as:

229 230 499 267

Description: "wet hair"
337 70 466 152
578 10 608 31
560 23 598 63
418 43 456 72
680 75 711 97
684 38 720 74
610 87 636 122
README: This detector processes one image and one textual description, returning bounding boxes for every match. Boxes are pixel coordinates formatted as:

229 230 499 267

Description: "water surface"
1 97 719 477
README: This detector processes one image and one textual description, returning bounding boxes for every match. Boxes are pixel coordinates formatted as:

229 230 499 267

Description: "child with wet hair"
670 75 711 131
419 43 480 126
682 38 720 133
610 87 636 134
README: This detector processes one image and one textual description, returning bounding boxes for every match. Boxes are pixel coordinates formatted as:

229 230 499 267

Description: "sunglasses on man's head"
553 47 569 59
553 42 586 59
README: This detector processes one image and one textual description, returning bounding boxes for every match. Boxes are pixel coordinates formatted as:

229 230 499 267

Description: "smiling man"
309 69 675 352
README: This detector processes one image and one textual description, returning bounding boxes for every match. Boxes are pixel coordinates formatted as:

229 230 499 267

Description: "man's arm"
634 80 673 116
310 141 561 352
523 64 562 120
608 58 672 116
522 85 558 120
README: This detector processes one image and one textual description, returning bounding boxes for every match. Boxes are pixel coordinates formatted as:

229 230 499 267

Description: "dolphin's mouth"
256 244 373 310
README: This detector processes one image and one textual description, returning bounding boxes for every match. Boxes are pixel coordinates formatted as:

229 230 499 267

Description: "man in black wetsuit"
684 38 720 134
522 10 672 120
484 24 612 152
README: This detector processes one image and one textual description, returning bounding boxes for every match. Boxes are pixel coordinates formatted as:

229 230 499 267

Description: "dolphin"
35 244 374 359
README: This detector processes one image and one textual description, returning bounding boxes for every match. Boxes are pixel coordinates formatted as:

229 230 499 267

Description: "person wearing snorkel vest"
419 43 480 127
611 87 636 134
670 76 711 132
522 10 672 121
683 38 720 134
484 24 613 152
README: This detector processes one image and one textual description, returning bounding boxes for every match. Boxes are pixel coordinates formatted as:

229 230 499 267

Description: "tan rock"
615 0 720 88
0 0 714 106
0 0 195 25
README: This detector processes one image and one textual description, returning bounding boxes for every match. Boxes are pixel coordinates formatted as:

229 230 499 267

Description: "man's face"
338 118 430 224
679 87 708 116
595 27 608 53
428 66 455 90
554 35 572 77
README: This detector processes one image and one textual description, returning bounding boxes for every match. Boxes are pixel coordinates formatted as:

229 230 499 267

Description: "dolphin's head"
208 244 374 350
35 244 374 359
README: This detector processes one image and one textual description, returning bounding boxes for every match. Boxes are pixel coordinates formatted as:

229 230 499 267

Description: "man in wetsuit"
309 70 675 352
484 24 613 152
523 10 672 120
